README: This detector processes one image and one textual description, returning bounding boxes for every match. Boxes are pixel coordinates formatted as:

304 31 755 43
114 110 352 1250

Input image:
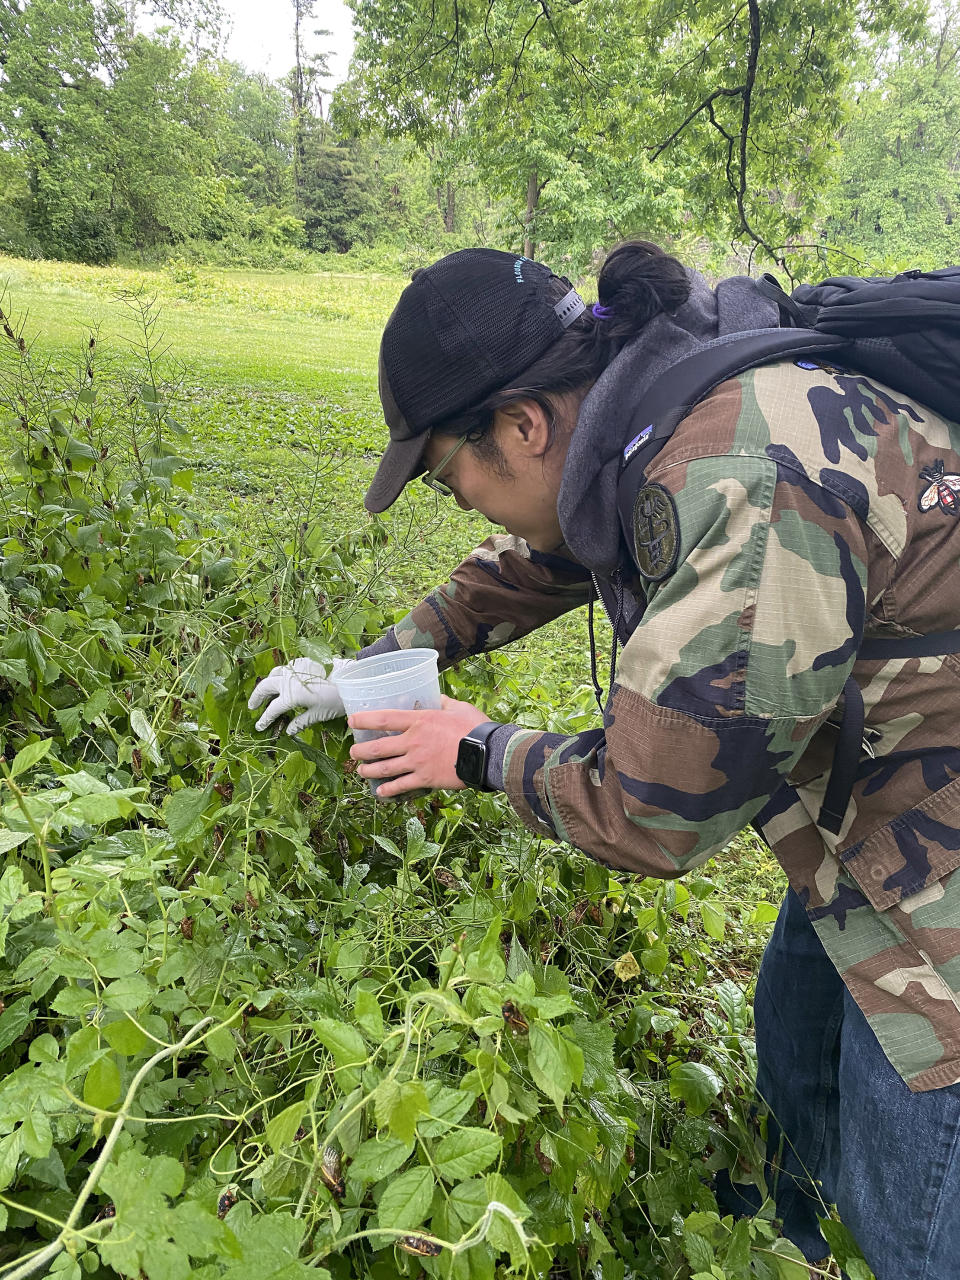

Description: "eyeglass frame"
421 434 468 497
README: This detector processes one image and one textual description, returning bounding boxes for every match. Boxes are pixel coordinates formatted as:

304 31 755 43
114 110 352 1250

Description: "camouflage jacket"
387 359 960 1092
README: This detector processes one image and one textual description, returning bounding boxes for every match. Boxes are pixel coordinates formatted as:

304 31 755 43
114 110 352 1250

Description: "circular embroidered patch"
632 482 680 581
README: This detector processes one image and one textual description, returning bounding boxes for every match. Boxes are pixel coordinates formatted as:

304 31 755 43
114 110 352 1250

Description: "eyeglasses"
421 435 467 497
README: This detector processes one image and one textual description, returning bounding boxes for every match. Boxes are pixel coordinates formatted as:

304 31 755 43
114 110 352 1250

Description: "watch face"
455 737 486 789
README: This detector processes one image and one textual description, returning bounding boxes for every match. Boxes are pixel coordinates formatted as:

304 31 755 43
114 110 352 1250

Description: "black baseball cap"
364 248 585 513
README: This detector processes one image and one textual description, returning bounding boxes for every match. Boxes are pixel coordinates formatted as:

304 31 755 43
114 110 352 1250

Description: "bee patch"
919 460 960 516
632 482 680 581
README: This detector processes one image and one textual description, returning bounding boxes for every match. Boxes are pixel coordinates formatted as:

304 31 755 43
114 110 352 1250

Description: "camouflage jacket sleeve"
501 389 872 876
387 535 594 667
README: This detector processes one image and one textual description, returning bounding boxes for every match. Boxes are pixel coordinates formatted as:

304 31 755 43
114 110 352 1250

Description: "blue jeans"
722 889 960 1279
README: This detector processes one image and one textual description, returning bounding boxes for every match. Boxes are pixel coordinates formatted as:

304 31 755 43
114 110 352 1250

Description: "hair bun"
596 240 691 329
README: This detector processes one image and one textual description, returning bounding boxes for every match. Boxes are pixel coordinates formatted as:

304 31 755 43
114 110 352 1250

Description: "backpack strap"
615 329 850 561
818 631 960 835
610 331 960 839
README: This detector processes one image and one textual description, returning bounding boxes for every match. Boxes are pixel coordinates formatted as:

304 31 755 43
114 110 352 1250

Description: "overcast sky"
220 0 356 85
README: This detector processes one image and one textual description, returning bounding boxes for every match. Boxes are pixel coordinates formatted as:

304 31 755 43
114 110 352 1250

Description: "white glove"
248 657 353 735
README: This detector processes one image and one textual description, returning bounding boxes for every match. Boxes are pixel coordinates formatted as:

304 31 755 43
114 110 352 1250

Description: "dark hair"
438 239 691 460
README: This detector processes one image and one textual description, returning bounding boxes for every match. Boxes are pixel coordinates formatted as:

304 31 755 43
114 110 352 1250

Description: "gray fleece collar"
558 271 779 574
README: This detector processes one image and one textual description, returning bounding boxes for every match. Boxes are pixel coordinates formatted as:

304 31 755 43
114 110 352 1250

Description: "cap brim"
364 433 430 513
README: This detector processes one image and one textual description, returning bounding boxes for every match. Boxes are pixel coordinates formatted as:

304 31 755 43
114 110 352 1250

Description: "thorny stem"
0 1017 215 1280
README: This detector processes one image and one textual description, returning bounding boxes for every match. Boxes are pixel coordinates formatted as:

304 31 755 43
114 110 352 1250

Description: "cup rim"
332 647 439 687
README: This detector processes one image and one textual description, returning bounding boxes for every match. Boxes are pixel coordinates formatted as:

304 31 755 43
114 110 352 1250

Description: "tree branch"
733 0 783 269
648 85 745 162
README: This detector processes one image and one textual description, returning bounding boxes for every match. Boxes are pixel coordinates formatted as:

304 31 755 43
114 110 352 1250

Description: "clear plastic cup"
331 648 441 797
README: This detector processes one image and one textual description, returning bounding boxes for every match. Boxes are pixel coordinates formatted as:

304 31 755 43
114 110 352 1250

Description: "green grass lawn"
0 251 787 925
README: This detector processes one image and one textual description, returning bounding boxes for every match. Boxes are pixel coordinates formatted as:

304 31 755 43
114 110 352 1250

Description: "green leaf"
130 708 162 766
419 1082 474 1138
570 1016 615 1090
818 1217 874 1279
53 703 84 742
218 1205 319 1279
769 1237 812 1279
98 1149 233 1279
9 738 52 778
205 1025 237 1062
353 988 383 1040
449 1177 490 1226
266 1102 306 1153
483 1173 530 1268
699 900 727 941
20 1109 53 1159
28 1033 60 1064
59 771 110 796
0 866 28 908
750 900 781 925
165 785 212 841
311 1016 367 1090
714 979 748 1032
0 827 31 854
374 1078 428 1144
51 985 97 1017
0 998 34 1052
669 1062 722 1116
102 974 152 1012
434 1127 501 1182
376 1165 435 1231
0 658 30 688
0 1130 23 1191
640 940 670 976
103 1019 148 1057
466 915 506 983
683 1227 717 1273
348 1135 412 1183
645 1168 683 1226
60 789 141 826
527 1022 583 1113
84 1055 122 1109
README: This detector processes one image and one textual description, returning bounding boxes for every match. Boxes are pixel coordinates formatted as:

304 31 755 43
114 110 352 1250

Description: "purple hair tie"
591 302 613 320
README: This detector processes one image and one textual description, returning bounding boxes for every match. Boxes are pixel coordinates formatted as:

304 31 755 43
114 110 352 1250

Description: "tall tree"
289 0 331 210
105 33 233 249
0 0 124 261
221 63 293 211
344 0 927 269
823 3 960 266
0 0 232 260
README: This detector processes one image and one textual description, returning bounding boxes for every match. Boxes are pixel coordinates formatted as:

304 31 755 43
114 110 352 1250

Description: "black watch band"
455 721 501 792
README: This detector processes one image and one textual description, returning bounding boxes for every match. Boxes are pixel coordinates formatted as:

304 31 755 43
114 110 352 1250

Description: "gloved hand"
248 656 353 735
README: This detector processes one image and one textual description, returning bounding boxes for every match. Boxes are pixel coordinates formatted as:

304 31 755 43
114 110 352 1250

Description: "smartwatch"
455 721 501 791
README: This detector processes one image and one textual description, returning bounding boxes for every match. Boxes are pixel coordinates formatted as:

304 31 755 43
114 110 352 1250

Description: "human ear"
493 399 553 457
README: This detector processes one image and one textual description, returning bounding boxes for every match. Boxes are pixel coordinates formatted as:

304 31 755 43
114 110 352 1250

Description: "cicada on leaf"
319 1144 344 1200
398 1236 443 1257
502 1001 529 1035
217 1187 238 1219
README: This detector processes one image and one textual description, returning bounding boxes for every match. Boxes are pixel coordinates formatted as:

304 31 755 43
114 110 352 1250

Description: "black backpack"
614 267 960 835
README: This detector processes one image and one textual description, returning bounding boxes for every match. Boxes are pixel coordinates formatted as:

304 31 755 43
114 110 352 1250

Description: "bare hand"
348 696 491 797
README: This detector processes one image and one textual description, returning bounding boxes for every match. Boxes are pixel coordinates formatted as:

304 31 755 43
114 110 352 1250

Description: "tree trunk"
523 168 538 259
444 182 456 233
292 0 307 208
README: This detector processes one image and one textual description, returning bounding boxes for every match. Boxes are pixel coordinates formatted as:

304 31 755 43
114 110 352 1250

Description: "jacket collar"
558 271 778 575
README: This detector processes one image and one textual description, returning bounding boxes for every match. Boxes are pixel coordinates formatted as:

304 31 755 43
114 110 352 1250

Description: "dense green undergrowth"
0 283 874 1280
